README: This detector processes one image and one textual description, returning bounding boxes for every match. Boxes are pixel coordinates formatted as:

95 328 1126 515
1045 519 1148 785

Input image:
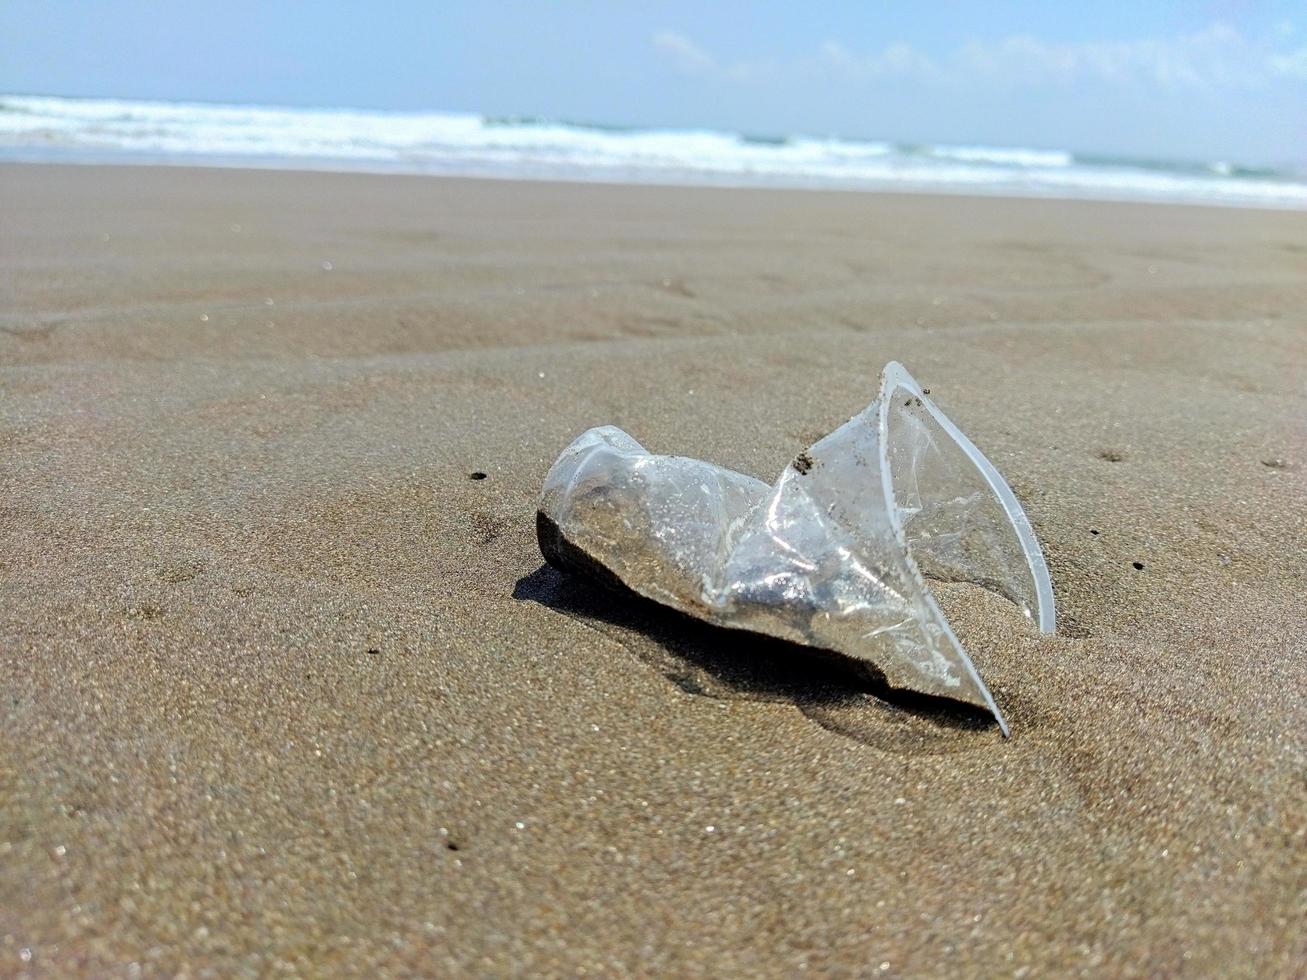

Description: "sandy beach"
1 162 1304 976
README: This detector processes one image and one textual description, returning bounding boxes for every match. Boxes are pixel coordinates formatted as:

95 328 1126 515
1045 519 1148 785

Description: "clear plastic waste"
536 362 1055 734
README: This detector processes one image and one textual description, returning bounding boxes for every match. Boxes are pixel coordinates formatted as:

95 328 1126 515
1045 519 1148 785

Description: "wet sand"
1 163 1304 976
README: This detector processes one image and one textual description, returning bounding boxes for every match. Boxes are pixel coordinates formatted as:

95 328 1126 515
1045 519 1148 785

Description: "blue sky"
2 1 1305 164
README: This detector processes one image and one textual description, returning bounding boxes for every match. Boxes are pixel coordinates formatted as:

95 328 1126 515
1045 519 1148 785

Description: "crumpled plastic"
536 362 1055 734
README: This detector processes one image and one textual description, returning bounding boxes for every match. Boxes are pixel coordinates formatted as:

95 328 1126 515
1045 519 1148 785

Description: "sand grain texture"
1 164 1305 977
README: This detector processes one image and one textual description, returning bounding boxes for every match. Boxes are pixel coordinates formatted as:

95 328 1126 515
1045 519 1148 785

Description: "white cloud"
659 24 1306 93
1270 45 1307 79
820 40 938 79
957 24 1258 89
653 32 784 83
652 31 716 75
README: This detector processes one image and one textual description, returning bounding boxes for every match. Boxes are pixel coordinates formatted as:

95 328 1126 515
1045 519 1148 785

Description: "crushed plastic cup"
536 362 1055 735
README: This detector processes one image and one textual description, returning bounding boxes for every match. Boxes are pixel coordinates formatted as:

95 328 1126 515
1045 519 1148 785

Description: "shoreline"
2 152 1305 213
2 156 1307 222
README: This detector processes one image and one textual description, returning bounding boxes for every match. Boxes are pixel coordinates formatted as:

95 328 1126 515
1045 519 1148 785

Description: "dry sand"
1 163 1304 977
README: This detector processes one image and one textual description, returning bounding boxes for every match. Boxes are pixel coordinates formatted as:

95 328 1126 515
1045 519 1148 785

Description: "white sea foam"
2 94 1303 209
923 144 1074 168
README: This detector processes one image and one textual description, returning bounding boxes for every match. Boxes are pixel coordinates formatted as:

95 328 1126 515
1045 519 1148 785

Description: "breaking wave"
2 94 1303 208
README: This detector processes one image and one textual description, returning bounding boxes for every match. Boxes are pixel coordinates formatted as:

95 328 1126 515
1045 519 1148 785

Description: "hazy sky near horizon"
3 1 1305 165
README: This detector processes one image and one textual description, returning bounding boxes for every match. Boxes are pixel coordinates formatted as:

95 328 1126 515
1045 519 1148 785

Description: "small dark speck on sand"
469 471 488 480
1261 457 1291 470
1090 529 1100 536
1096 448 1128 462
366 648 380 655
922 388 931 394
445 841 461 851
1132 561 1145 570
793 451 813 475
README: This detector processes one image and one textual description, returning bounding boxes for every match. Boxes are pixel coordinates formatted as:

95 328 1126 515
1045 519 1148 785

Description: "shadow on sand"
513 563 998 755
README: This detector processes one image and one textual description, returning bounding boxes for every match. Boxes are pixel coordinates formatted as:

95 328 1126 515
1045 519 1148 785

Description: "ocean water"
2 93 1305 209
